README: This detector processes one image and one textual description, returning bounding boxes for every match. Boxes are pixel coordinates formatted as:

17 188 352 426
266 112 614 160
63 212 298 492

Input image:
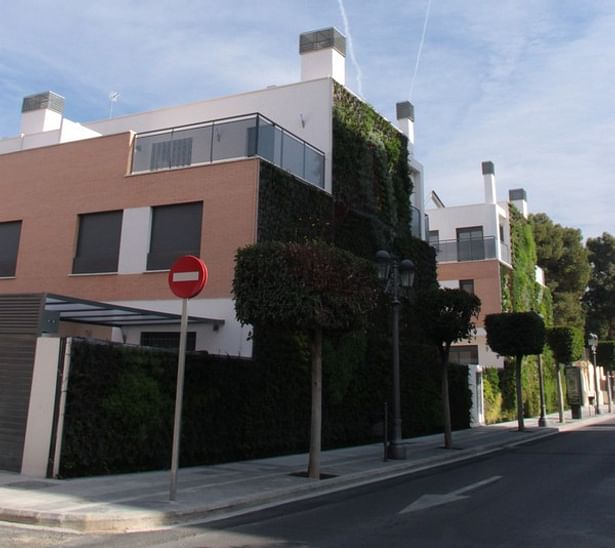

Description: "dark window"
449 345 479 365
150 137 193 170
140 331 196 351
73 211 123 274
457 226 484 261
499 224 505 242
0 220 22 277
459 279 475 294
147 202 203 270
428 230 440 247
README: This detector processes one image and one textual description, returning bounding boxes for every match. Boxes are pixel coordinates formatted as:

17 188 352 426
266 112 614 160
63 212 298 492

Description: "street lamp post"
376 250 415 460
588 333 600 415
537 353 548 427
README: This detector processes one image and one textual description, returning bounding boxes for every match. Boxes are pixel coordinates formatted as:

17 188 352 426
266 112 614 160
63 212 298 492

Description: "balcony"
433 236 510 263
131 113 325 189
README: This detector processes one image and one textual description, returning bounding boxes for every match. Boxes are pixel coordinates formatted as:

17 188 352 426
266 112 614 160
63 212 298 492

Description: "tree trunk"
308 327 323 480
556 363 565 423
515 355 525 431
440 347 453 449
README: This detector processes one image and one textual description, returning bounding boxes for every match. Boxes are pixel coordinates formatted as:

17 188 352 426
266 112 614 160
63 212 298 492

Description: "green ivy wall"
485 206 557 422
59 84 469 477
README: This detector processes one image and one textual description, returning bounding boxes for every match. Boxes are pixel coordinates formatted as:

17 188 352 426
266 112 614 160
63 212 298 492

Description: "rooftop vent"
481 161 495 175
21 91 65 115
396 101 415 122
299 27 346 85
509 188 527 201
299 27 346 56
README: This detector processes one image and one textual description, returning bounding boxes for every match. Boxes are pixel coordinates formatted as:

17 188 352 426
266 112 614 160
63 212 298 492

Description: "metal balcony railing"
433 236 510 263
131 113 325 189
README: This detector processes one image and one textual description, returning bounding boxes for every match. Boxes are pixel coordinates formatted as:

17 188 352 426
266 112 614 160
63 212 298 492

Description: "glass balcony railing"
432 236 510 263
131 113 325 189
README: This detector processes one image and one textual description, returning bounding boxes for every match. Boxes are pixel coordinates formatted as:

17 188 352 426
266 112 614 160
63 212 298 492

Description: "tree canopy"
418 287 480 448
419 288 481 353
485 312 546 359
233 240 378 479
529 213 590 328
485 311 546 431
547 326 584 365
233 240 378 333
584 233 615 338
596 342 615 371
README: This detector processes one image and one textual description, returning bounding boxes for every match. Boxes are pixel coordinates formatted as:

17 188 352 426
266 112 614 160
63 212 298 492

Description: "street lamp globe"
375 250 392 281
588 333 598 350
399 259 416 288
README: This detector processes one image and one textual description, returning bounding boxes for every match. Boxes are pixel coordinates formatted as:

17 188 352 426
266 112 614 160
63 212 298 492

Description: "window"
147 202 203 271
150 137 193 170
0 220 22 277
457 226 484 261
499 224 505 242
73 211 123 274
449 345 479 365
428 230 440 248
141 331 196 351
459 279 475 294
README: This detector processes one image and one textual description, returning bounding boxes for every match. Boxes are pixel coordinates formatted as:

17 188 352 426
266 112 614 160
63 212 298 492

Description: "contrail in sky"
409 0 433 100
337 0 364 97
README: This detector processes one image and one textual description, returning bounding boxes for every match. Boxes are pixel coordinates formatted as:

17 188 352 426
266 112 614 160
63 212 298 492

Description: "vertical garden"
59 85 471 477
483 206 557 423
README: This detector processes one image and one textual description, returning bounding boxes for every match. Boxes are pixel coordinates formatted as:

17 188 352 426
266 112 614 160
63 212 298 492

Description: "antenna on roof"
108 91 119 118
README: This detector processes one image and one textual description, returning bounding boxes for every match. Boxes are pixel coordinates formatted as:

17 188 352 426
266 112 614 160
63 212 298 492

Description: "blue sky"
1 0 613 240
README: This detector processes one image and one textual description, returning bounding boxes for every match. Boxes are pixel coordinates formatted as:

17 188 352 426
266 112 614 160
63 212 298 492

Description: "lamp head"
399 258 416 288
375 250 392 281
588 332 598 350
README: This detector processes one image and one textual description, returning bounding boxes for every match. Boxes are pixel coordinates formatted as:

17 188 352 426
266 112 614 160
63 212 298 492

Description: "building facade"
0 27 426 357
426 162 544 423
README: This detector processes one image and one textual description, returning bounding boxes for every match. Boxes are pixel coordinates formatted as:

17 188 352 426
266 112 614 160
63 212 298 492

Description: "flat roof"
44 293 224 328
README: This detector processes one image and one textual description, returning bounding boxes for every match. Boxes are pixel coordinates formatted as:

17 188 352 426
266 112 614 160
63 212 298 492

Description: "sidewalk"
0 410 611 534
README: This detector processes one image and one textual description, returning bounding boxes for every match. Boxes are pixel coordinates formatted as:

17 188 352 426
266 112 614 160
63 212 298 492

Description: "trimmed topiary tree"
547 326 584 422
485 312 546 431
419 288 481 448
233 240 378 479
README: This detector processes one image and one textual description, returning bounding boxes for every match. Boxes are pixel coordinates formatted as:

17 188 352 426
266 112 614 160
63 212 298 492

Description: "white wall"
428 202 499 241
468 364 485 425
427 201 511 265
409 158 425 240
118 207 151 274
60 119 101 143
301 49 346 86
20 109 62 134
0 136 23 154
85 78 335 192
21 337 62 478
115 297 252 357
0 121 100 154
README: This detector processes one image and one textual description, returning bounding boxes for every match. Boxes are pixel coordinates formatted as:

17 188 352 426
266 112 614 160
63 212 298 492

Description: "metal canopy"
44 293 224 328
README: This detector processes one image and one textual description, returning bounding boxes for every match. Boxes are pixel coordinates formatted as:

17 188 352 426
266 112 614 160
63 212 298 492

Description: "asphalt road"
3 419 615 547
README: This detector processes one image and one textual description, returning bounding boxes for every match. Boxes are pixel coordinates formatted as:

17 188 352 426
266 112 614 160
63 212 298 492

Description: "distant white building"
427 161 544 424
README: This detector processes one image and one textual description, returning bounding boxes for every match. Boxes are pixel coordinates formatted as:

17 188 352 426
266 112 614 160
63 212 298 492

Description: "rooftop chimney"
482 161 496 204
396 101 415 156
20 91 64 135
299 27 346 85
509 188 528 218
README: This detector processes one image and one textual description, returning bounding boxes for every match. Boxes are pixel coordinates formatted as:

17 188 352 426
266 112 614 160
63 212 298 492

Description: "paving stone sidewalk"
0 410 610 533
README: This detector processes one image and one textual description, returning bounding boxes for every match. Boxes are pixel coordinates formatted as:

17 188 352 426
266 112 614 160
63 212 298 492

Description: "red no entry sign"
168 255 208 299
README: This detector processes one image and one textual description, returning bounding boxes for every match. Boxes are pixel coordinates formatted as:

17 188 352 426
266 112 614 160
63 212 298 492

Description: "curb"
0 415 611 533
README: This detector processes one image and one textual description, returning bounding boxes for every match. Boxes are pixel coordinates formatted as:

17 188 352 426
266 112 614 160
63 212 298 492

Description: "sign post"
168 255 207 501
